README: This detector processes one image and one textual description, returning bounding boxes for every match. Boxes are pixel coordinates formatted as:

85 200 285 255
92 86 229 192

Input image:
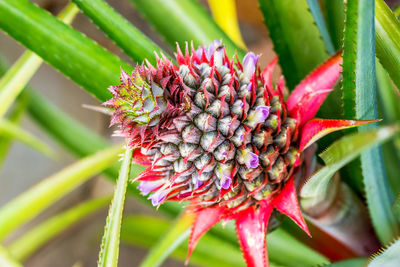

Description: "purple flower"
244 152 259 168
196 40 222 61
206 40 222 59
213 45 224 66
247 83 253 92
254 106 270 123
138 180 163 196
245 105 270 128
243 52 260 79
221 175 232 189
148 189 170 206
195 180 204 189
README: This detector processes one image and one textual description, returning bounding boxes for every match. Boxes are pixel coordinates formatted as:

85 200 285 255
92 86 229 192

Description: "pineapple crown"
104 41 373 267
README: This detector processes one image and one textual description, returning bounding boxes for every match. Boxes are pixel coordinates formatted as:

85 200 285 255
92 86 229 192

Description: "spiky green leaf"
0 93 28 169
7 196 111 261
321 0 345 51
139 212 194 267
300 125 398 209
376 61 400 196
341 0 399 243
71 0 168 65
98 147 132 267
0 145 122 241
0 0 132 102
306 0 335 54
258 0 329 89
376 0 400 91
0 119 55 158
121 215 246 267
0 2 79 118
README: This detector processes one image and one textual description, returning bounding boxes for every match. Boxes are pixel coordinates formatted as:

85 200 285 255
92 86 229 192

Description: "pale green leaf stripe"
139 212 194 267
8 196 111 261
306 0 335 54
376 61 400 125
0 119 55 158
71 0 169 65
0 2 79 118
368 239 400 266
129 0 245 59
0 94 29 169
0 52 41 118
0 246 22 267
0 145 122 241
0 0 132 102
376 61 400 195
98 148 132 267
300 125 398 204
376 0 400 91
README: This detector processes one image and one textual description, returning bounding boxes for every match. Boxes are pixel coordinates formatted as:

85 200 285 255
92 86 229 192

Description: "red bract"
105 41 373 267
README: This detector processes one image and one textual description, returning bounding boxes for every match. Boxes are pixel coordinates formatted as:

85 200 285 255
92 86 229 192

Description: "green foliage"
121 215 246 267
139 212 194 267
300 125 398 209
98 148 132 267
0 0 132 102
376 61 400 195
0 119 55 158
0 51 42 118
322 0 345 51
341 0 399 244
393 193 400 222
0 94 28 168
8 196 111 261
0 2 79 118
376 0 400 91
0 145 122 241
306 0 335 54
129 0 245 58
71 0 168 65
0 246 22 267
258 0 329 89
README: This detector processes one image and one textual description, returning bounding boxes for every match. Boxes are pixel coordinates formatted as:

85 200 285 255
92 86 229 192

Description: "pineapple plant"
0 0 399 266
105 41 376 266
